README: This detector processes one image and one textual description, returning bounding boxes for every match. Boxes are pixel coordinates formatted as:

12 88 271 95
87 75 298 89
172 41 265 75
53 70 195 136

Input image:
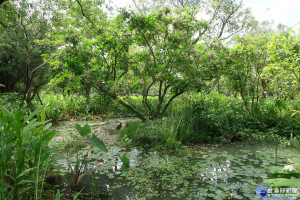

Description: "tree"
263 30 300 97
44 0 109 95
131 0 257 40
0 0 54 109
224 34 270 115
125 8 228 118
53 7 228 121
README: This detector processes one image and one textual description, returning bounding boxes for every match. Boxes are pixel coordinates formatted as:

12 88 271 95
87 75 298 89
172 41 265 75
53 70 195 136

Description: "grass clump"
119 117 182 150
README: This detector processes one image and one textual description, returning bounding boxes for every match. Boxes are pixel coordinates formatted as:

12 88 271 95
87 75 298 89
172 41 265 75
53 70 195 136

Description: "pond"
50 120 299 200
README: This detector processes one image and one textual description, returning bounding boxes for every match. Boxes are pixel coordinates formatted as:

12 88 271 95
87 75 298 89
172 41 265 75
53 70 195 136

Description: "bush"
0 93 35 121
89 94 114 114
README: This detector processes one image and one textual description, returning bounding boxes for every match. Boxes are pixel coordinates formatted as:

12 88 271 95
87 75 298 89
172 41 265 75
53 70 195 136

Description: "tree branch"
221 27 243 40
0 20 7 28
76 0 94 27
31 53 60 74
143 80 155 117
161 89 185 116
93 83 147 122
132 0 144 15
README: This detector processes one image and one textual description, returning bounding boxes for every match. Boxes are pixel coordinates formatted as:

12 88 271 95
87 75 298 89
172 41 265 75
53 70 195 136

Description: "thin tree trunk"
160 90 185 117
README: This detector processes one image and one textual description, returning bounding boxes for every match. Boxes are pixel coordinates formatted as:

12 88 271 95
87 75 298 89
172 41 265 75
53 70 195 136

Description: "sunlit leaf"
86 134 108 152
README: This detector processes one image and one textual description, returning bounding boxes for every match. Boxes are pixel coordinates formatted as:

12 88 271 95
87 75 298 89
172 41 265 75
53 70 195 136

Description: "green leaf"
264 166 286 174
0 182 12 189
14 109 21 124
17 179 34 185
33 126 43 136
75 124 91 137
263 178 300 187
55 190 61 200
1 106 13 119
43 123 52 131
86 134 108 152
73 187 84 199
42 130 56 143
26 106 43 121
290 138 300 153
118 154 130 167
16 168 35 179
17 186 33 194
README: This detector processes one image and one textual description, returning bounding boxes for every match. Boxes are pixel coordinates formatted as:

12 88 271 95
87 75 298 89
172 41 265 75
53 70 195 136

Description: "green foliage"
89 93 114 114
0 106 56 200
42 94 89 122
75 124 91 137
50 6 229 121
55 190 62 200
86 134 108 153
0 0 53 109
118 154 130 167
120 119 165 149
225 31 300 116
66 123 108 187
225 35 270 115
42 93 159 121
0 93 23 111
120 93 300 149
265 30 300 95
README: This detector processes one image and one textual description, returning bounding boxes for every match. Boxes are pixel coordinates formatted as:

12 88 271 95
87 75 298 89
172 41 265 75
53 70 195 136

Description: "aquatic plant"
66 123 108 187
117 153 130 167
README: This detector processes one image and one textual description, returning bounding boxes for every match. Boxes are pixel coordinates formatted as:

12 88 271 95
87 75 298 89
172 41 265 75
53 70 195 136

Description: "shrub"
89 94 113 114
42 94 89 121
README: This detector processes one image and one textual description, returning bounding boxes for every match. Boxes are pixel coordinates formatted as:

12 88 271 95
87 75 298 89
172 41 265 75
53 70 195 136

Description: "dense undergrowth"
42 93 165 122
0 92 174 122
119 92 300 149
1 92 299 150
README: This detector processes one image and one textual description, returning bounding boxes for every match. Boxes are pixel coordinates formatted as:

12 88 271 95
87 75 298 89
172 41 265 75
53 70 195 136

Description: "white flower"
283 164 296 172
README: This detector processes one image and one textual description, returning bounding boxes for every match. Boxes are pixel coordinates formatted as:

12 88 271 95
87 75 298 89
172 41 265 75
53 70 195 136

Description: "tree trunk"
25 48 34 110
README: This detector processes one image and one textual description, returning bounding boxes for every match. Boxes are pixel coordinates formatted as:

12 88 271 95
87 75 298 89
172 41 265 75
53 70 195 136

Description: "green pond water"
51 120 299 200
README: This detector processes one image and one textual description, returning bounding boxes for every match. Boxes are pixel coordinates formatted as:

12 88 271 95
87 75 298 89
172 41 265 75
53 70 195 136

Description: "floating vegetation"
51 121 298 199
